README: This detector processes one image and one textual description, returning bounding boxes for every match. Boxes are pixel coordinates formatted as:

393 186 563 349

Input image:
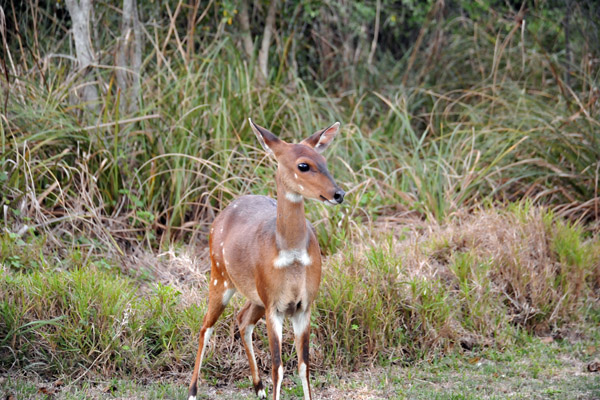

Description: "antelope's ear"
300 122 340 153
249 118 282 156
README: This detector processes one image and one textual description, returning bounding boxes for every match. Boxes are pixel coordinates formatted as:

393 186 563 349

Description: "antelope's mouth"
319 194 338 206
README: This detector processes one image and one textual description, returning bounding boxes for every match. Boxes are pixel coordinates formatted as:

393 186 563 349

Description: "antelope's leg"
292 309 312 400
266 309 284 400
188 279 235 400
237 301 267 398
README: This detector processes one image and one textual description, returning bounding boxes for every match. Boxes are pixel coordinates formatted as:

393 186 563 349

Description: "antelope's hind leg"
237 301 267 399
188 270 236 400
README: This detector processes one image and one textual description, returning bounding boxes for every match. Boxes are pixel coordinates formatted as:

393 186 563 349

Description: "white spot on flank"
220 227 223 233
220 241 224 247
221 271 224 276
285 191 303 203
224 281 228 287
294 173 298 180
274 249 311 268
299 184 304 191
214 279 218 286
216 261 220 267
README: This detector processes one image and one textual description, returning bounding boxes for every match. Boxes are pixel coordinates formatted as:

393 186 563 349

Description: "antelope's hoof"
255 380 266 399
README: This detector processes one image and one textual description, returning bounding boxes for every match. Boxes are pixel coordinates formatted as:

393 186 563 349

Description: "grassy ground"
2 329 598 399
2 2 600 399
1 205 599 399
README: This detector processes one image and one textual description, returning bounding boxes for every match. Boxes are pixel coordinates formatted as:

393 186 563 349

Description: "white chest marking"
274 248 311 268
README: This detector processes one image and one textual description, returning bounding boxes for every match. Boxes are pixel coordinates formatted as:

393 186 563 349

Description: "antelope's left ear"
300 122 340 153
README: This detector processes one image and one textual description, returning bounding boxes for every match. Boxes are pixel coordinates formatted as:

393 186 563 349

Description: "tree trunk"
238 0 254 61
65 0 98 110
257 0 277 84
116 0 142 113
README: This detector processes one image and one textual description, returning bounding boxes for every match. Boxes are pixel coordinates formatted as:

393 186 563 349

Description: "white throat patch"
274 248 311 268
285 191 303 203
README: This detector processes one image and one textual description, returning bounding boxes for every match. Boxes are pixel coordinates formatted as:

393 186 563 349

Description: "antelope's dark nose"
333 189 345 204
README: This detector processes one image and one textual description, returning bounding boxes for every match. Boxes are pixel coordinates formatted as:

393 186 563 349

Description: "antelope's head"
249 119 345 205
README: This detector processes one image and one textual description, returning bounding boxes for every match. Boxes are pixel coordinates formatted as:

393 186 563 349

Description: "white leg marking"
222 288 236 306
198 327 214 371
257 388 266 399
271 311 284 340
188 396 196 400
292 310 310 334
270 311 284 399
243 323 260 383
244 324 256 359
299 362 310 400
275 364 283 400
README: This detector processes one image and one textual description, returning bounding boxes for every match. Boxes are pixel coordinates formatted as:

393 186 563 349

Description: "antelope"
187 119 345 400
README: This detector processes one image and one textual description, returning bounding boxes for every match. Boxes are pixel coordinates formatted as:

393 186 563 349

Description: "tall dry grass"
1 203 598 377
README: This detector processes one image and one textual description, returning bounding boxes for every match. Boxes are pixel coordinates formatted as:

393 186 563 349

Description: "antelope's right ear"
249 118 282 156
300 122 340 153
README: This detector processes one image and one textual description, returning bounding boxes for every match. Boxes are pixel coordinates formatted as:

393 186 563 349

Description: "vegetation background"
1 0 599 398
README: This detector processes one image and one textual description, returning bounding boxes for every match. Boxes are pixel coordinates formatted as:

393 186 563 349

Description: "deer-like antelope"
187 119 345 400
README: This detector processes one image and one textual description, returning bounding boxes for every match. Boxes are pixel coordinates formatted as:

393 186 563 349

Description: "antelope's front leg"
292 309 312 400
266 309 284 400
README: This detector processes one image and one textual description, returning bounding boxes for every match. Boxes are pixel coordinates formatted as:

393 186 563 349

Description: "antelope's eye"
298 163 310 172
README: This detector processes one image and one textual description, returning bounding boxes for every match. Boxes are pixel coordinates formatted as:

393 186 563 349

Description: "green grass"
2 204 598 379
2 4 599 257
1 2 599 398
0 264 204 376
2 329 598 399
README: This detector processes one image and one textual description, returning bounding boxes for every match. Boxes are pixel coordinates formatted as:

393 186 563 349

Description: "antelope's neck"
275 173 308 251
